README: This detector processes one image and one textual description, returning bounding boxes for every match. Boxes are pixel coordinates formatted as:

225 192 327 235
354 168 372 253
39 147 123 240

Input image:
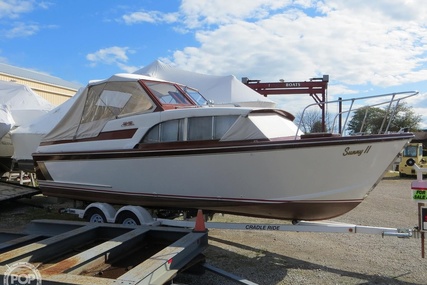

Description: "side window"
161 120 183 142
188 117 213 140
214 115 238 139
143 119 183 143
142 115 238 143
143 125 160 143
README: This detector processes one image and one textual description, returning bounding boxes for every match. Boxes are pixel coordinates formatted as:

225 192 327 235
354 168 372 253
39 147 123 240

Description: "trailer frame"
60 202 414 238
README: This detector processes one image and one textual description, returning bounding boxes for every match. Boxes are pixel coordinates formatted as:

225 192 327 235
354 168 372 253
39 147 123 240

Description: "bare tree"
294 109 323 133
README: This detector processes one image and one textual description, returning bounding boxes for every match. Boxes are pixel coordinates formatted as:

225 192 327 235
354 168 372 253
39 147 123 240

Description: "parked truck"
399 143 427 177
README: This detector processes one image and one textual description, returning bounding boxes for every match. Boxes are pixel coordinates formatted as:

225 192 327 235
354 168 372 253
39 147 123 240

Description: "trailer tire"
85 208 107 223
115 211 141 225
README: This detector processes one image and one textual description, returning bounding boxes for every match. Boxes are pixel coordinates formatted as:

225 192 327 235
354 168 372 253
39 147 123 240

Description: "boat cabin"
39 74 301 151
41 74 208 143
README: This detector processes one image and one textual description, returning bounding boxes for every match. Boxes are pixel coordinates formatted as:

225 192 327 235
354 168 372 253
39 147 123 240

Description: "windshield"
403 145 418 157
184 86 208 105
145 81 193 105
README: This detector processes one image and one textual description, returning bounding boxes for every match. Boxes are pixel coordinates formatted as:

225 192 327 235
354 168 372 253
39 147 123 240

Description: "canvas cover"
134 60 276 108
220 113 302 141
41 74 157 143
41 86 91 142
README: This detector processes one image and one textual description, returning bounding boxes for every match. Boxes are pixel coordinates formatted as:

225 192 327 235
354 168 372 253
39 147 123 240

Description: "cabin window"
186 116 239 140
142 115 239 143
161 119 184 142
214 116 239 139
188 117 213 140
143 119 185 143
143 124 160 143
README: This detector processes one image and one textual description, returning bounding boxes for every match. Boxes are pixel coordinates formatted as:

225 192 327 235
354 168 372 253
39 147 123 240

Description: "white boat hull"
34 133 411 220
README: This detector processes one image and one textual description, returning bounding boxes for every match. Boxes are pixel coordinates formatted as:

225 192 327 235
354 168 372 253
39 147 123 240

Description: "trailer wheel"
85 208 107 223
116 211 141 225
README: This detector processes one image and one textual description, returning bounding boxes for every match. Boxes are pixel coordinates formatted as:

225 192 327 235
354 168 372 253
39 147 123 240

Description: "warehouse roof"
0 62 82 90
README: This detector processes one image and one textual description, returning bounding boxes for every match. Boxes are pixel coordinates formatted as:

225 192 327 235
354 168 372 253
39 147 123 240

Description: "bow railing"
296 90 419 138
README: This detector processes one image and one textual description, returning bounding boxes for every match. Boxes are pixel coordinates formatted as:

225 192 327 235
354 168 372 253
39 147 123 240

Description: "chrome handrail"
296 91 419 138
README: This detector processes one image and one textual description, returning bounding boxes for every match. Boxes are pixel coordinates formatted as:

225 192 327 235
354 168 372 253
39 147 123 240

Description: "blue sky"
1 0 427 128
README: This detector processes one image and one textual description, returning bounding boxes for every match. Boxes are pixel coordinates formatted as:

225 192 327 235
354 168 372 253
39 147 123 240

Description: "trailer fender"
84 203 117 223
115 206 158 225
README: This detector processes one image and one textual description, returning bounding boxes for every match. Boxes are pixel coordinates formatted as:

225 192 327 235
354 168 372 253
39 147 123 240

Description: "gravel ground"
1 176 426 284
175 176 427 285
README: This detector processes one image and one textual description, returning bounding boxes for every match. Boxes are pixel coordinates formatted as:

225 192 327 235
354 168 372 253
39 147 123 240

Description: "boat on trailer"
32 73 418 220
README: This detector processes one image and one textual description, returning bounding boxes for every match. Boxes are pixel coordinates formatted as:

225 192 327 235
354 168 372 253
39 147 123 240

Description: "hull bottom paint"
39 184 361 220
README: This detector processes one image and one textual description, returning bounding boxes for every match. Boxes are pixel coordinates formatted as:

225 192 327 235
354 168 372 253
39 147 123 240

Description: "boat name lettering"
245 224 280 231
342 145 372 157
285 82 300 87
121 121 135 127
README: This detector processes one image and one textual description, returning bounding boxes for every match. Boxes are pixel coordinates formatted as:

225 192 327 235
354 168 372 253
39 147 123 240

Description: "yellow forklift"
399 143 427 177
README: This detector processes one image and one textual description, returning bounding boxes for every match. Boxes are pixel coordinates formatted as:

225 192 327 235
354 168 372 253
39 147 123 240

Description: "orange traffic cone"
193 209 207 232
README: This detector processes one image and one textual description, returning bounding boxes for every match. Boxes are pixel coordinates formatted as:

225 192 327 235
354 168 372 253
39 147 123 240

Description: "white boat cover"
0 104 15 139
220 113 301 141
0 80 55 157
0 80 54 126
134 60 276 108
10 88 83 161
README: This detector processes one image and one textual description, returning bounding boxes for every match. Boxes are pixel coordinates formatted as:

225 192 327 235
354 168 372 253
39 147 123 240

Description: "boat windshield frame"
181 86 209 106
140 79 198 110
